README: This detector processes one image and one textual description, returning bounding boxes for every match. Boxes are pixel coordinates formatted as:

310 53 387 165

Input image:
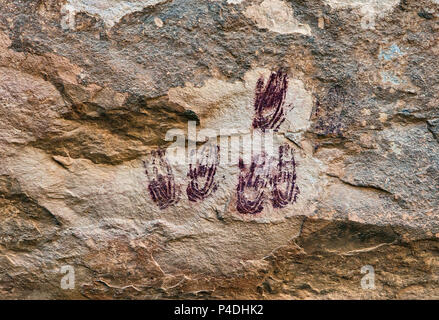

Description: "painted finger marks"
236 154 269 214
143 149 180 209
236 144 299 214
252 69 291 132
269 144 299 208
187 144 219 202
313 85 346 136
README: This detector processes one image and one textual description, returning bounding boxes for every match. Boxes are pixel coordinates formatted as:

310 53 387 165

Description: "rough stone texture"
0 0 438 299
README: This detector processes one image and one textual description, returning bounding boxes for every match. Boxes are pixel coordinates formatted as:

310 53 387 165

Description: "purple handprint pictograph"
269 144 299 208
143 149 180 209
187 144 219 202
236 145 299 214
312 85 346 136
252 69 292 132
236 154 270 214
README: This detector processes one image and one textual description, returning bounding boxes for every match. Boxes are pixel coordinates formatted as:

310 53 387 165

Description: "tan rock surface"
0 0 437 299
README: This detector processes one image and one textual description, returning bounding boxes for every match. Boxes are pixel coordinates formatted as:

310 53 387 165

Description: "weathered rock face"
0 0 438 299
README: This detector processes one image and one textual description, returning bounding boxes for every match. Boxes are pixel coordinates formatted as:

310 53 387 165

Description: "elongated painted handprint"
269 144 299 208
143 149 180 209
236 154 270 214
313 85 346 136
187 144 219 202
252 69 291 132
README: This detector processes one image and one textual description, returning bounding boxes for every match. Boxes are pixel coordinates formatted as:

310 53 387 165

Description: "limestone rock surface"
0 0 438 299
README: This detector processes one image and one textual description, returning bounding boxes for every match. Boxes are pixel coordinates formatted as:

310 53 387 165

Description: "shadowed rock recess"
0 0 438 299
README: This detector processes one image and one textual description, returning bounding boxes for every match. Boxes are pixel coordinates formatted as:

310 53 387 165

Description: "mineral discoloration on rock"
244 0 312 35
324 0 400 17
0 0 438 299
61 0 168 30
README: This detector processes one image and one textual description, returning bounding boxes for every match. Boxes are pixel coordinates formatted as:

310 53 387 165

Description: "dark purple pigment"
143 149 180 209
187 144 219 202
143 68 300 214
252 69 291 132
236 154 269 214
236 144 299 214
313 85 346 136
269 144 299 208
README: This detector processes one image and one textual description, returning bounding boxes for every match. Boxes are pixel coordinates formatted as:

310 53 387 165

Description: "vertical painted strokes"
236 144 299 214
239 67 300 214
236 154 269 214
269 144 299 208
252 69 291 132
187 144 219 202
143 149 180 209
313 85 346 136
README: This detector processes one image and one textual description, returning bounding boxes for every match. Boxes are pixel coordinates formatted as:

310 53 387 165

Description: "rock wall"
0 0 438 299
